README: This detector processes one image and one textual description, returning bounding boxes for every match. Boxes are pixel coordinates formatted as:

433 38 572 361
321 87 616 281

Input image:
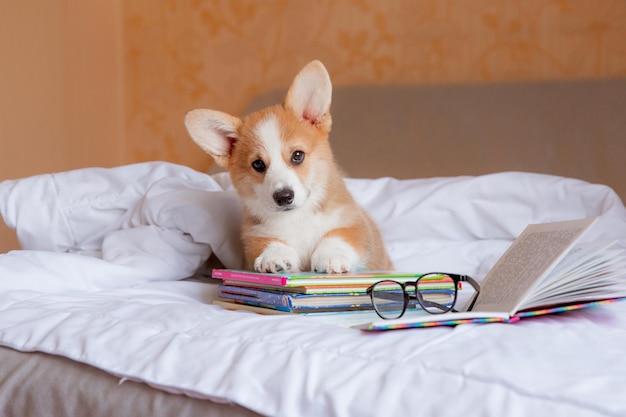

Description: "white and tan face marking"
249 115 309 213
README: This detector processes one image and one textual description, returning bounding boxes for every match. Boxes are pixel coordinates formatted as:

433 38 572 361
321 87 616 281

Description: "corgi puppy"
184 60 393 273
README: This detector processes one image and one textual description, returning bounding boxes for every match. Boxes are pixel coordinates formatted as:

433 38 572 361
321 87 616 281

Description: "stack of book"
211 269 427 315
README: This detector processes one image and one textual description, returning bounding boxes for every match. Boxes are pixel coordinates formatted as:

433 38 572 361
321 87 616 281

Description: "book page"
471 217 597 314
522 242 626 308
530 241 616 296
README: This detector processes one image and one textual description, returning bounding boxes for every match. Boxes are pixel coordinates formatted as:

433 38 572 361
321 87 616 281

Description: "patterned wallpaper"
123 0 626 171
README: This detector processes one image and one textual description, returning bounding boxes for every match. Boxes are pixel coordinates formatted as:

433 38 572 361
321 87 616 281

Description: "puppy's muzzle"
273 188 294 208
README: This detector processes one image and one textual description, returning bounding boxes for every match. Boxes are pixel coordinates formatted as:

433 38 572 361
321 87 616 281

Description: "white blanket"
1 162 626 417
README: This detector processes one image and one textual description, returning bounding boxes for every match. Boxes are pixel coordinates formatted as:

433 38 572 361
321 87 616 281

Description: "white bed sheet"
1 162 626 417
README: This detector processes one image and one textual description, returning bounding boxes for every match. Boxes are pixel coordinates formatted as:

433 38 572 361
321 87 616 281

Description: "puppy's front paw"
254 243 300 273
311 238 359 273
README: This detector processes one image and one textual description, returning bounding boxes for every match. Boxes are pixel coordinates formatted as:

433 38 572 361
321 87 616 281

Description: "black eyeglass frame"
366 273 481 320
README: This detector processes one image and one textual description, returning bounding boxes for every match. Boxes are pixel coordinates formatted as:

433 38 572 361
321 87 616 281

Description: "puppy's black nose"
273 188 294 206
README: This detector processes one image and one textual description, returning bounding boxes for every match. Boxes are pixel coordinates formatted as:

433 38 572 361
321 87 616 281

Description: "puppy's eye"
291 151 305 165
251 159 266 173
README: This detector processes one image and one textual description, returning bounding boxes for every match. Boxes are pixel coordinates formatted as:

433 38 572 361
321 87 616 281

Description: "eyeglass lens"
416 273 456 314
370 280 406 319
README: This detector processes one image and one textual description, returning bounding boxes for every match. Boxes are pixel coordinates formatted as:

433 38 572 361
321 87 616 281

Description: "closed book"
212 269 423 287
217 284 377 312
221 280 373 295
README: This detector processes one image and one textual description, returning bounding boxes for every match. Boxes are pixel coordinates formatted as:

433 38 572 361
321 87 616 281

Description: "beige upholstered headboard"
247 78 626 203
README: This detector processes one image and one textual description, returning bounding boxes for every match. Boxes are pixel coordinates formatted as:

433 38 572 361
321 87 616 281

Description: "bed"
1 78 626 417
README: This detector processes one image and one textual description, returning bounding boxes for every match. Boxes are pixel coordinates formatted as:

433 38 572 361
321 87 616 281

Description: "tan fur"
185 60 393 273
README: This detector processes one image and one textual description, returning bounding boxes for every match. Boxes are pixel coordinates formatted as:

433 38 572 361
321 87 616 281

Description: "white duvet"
1 162 626 417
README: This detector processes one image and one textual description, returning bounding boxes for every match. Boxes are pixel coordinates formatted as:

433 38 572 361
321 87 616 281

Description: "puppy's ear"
285 60 332 133
184 109 242 169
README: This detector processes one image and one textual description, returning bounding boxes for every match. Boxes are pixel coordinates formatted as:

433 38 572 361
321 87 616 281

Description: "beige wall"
0 1 125 179
2 0 626 251
0 1 124 250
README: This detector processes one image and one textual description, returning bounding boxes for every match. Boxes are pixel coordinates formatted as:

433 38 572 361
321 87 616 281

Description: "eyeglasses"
366 273 481 320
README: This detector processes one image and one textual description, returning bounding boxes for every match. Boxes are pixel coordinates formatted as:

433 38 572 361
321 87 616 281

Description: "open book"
356 217 626 331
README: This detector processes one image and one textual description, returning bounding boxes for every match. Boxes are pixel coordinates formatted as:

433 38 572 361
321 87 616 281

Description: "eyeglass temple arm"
422 299 452 313
369 291 404 302
460 275 481 312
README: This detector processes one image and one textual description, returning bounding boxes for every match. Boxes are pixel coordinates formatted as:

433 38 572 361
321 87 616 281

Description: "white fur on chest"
247 206 346 270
